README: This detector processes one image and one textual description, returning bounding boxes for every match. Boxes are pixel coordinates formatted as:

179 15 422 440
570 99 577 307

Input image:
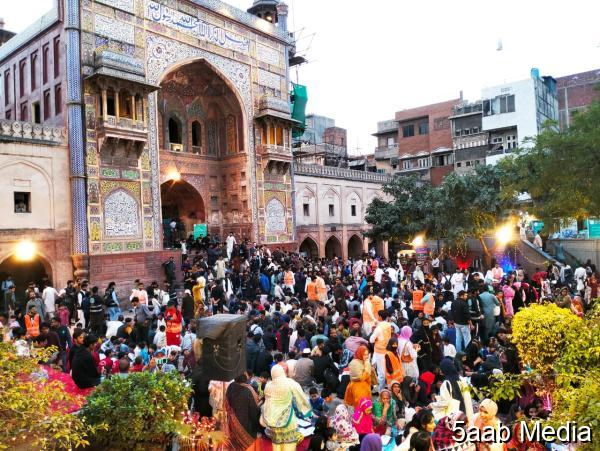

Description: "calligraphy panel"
265 198 286 233
103 189 140 237
145 1 250 54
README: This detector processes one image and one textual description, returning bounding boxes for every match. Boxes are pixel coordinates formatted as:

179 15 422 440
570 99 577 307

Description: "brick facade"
556 69 600 130
89 249 182 298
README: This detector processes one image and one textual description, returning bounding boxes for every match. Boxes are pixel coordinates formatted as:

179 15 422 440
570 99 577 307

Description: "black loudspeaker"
196 314 246 381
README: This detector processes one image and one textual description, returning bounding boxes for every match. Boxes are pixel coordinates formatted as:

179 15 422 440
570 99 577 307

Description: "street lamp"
495 224 513 247
167 169 181 182
15 240 36 261
411 235 425 248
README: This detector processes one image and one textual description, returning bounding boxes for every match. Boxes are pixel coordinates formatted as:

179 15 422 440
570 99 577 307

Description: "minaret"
247 0 280 24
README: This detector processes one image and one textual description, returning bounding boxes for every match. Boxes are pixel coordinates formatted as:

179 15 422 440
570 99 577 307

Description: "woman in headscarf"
332 404 360 449
261 365 313 449
411 316 434 373
372 388 399 437
352 397 374 439
400 376 419 408
384 337 404 386
397 326 419 379
432 411 475 451
224 371 261 451
439 357 465 411
501 282 515 318
453 351 467 376
344 345 372 408
389 380 406 420
473 399 506 451
360 433 382 451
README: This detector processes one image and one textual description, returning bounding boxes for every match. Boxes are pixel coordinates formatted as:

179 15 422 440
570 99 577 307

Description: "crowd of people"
1 233 597 450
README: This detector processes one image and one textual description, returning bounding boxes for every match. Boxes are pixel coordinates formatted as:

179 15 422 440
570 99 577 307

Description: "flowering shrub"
81 371 192 450
0 342 101 450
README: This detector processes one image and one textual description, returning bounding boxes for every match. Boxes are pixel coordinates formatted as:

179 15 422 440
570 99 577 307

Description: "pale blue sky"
4 0 600 154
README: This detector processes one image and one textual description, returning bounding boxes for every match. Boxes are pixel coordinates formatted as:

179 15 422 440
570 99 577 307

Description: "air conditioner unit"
170 143 183 152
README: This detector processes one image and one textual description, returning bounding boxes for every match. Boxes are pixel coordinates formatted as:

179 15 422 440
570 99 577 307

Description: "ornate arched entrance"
348 234 364 259
160 179 205 246
0 253 52 306
299 237 319 259
325 236 342 259
157 59 250 241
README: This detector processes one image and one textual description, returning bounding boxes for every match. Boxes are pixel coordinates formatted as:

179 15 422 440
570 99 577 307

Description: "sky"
4 0 599 155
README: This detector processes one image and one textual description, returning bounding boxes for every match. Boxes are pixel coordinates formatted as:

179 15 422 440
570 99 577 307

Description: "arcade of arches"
158 60 251 240
298 233 386 260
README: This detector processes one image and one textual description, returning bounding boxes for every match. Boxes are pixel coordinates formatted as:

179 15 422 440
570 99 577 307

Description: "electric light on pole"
15 240 36 261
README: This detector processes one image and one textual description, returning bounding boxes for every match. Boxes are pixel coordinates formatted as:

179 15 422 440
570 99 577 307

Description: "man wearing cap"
293 348 315 389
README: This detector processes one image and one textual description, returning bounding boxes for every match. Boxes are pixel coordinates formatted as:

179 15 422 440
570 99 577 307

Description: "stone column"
382 240 389 260
65 0 89 279
131 95 136 122
101 89 107 120
363 236 369 254
115 90 120 121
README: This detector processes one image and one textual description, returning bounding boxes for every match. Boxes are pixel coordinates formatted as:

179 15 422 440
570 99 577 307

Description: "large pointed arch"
299 236 319 259
347 234 364 259
146 34 255 246
325 235 342 259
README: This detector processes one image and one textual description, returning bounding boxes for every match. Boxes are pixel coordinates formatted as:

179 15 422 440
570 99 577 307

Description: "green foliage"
0 342 101 450
511 303 582 375
82 371 192 450
365 174 437 242
486 302 600 442
499 95 600 229
365 165 511 253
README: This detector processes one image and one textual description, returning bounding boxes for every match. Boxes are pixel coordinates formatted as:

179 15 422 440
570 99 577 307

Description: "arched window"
169 117 182 144
265 198 286 233
192 121 202 148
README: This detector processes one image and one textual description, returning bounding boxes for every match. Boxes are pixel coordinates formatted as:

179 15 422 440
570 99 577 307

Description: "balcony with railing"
0 119 66 145
374 144 399 160
294 163 392 183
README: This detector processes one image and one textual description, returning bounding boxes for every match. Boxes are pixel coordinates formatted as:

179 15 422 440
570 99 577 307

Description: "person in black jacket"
312 345 339 392
181 289 195 324
72 334 101 389
68 328 85 371
451 290 472 354
88 286 105 336
467 289 484 339
254 343 274 376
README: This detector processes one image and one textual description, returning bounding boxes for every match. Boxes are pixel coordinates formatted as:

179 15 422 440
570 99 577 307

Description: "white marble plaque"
256 43 280 66
104 189 140 237
258 69 281 90
265 198 286 233
95 14 135 45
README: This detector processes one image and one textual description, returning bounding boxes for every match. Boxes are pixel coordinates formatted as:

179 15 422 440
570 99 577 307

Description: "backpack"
104 289 115 307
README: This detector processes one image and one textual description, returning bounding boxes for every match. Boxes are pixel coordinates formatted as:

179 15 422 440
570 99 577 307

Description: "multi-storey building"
392 99 458 186
0 0 304 293
482 69 558 165
556 68 600 130
294 161 390 260
449 102 489 174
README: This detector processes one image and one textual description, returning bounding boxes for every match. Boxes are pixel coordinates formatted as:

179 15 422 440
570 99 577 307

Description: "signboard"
415 246 429 265
193 224 208 239
588 218 600 239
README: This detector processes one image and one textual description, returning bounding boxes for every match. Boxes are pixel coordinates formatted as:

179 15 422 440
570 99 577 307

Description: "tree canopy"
499 94 600 230
365 164 511 255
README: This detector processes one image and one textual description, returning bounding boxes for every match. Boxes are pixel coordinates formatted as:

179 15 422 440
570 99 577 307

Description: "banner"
193 224 208 239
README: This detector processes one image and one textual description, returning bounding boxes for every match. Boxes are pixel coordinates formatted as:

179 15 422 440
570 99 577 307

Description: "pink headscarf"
352 397 374 434
400 325 412 341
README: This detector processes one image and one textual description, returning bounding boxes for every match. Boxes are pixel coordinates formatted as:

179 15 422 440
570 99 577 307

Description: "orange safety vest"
422 293 435 316
317 277 328 300
385 350 405 384
284 271 294 286
25 314 40 337
412 290 424 311
307 281 319 301
374 322 392 354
